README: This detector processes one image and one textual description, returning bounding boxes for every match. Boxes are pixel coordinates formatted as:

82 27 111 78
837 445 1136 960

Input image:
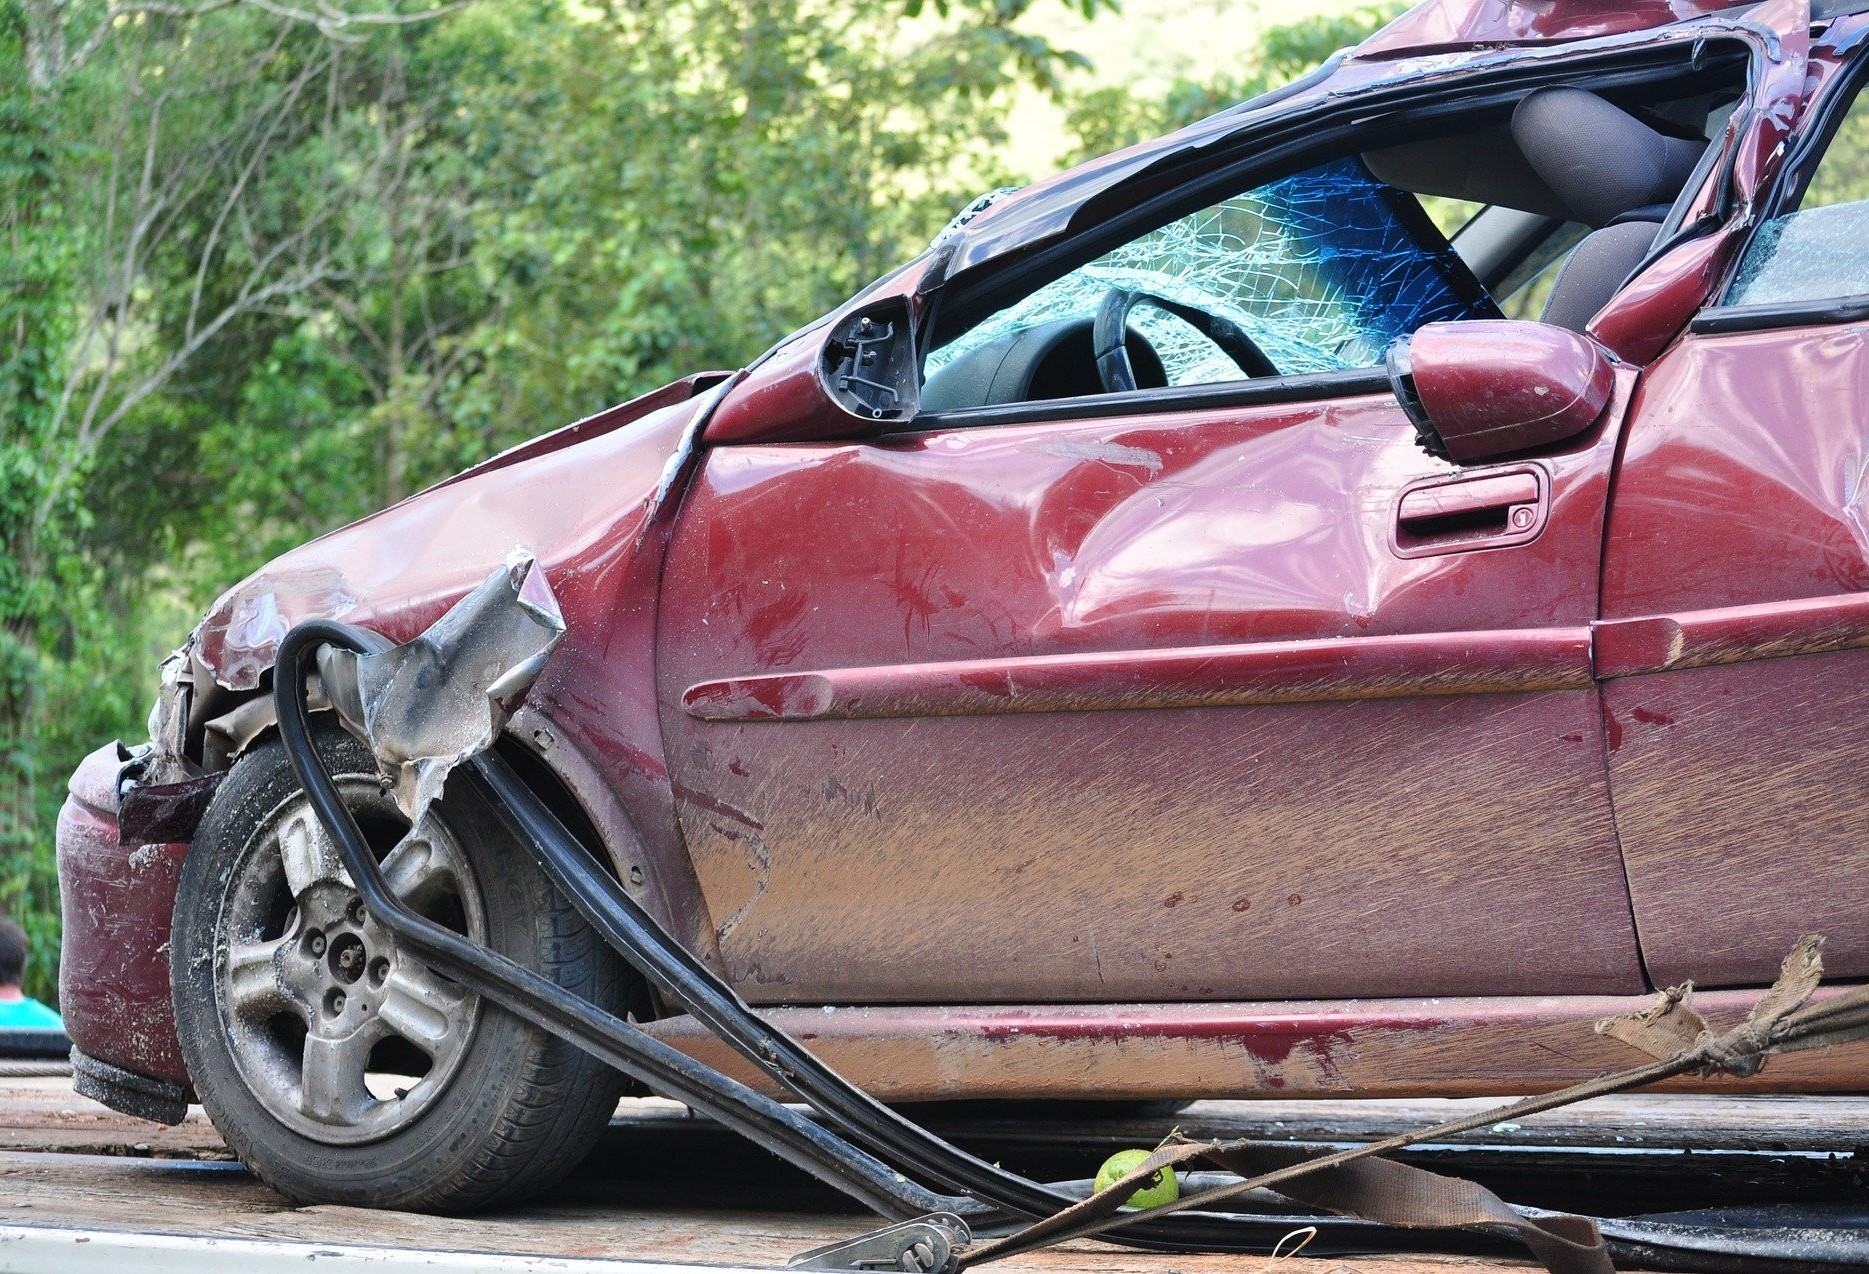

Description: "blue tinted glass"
929 157 1497 384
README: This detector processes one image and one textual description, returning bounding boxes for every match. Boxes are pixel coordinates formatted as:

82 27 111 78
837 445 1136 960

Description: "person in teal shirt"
0 917 62 1030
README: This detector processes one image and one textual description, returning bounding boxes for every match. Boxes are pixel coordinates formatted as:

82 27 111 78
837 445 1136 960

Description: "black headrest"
1512 88 1706 228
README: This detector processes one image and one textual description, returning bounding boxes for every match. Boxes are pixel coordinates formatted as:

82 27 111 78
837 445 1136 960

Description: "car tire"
171 719 626 1212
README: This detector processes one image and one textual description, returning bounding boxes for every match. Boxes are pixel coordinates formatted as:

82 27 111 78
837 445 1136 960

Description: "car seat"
1512 88 1707 330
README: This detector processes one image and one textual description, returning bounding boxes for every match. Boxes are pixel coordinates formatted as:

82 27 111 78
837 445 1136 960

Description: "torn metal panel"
118 642 223 846
320 554 564 822
57 387 730 1109
116 770 225 846
143 647 196 783
170 391 719 952
203 564 362 693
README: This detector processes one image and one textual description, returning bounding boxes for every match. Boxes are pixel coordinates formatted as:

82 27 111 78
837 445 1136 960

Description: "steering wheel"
1092 288 1278 394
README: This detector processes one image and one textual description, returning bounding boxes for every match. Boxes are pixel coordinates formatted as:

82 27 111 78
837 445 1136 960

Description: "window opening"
925 157 1497 389
1725 77 1869 307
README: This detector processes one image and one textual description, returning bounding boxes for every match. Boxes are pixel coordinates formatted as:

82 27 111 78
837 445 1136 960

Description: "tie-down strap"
959 935 1869 1274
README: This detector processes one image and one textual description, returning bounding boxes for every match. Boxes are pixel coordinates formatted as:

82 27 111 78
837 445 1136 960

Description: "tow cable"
271 564 1869 1274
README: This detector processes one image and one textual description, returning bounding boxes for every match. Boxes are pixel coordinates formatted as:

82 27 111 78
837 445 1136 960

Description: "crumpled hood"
196 379 722 691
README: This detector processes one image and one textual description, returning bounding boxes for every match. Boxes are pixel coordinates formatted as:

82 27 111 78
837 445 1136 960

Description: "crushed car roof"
937 0 1831 281
1356 0 1761 57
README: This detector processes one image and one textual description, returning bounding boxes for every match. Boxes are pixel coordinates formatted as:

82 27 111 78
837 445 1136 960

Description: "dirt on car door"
1598 16 1869 991
654 366 1648 1005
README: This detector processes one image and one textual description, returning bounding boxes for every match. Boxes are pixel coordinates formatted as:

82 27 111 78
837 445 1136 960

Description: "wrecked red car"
53 0 1869 1215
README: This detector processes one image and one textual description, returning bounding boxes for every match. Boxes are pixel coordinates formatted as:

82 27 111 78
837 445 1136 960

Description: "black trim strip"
1689 294 1869 333
933 41 1752 349
906 367 1394 432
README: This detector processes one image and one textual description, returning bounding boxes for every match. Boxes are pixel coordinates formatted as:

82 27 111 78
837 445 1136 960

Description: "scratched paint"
642 989 1869 1101
56 744 191 1084
656 377 1645 1005
1602 311 1869 987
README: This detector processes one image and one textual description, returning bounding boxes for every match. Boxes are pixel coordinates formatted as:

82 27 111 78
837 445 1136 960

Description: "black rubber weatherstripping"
274 619 1869 1271
271 617 1466 1258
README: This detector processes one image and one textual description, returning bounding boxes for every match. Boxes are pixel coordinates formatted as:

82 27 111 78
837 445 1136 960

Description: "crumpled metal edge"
320 551 564 822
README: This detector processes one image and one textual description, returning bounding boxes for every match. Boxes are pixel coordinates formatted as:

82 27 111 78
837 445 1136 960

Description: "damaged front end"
57 643 235 1119
61 560 564 1124
56 372 729 1120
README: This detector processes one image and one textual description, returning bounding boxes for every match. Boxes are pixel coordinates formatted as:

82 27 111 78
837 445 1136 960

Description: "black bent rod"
276 617 1480 1260
273 619 974 1221
466 752 1073 1216
465 690 1471 1252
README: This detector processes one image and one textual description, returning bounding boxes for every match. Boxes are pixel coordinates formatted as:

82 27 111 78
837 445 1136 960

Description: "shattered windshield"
926 156 1498 385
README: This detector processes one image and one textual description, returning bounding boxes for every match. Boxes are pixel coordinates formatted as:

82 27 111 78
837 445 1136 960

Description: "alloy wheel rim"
215 777 485 1145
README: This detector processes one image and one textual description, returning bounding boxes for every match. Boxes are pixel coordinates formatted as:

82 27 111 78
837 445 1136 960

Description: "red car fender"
193 388 724 959
56 382 735 1090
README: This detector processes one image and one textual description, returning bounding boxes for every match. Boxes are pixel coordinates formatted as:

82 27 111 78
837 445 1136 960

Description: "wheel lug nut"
307 931 326 957
347 898 367 925
324 988 346 1016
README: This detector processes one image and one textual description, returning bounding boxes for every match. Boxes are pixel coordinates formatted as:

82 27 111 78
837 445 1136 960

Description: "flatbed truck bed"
3 1076 1864 1273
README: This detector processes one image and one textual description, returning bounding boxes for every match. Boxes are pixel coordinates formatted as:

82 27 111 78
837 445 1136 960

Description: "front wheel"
171 721 625 1212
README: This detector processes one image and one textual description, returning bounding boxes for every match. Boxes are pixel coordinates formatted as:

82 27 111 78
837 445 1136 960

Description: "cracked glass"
1727 78 1869 308
926 156 1498 386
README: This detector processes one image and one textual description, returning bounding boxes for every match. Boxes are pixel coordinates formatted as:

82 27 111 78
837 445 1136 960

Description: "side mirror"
1386 320 1615 464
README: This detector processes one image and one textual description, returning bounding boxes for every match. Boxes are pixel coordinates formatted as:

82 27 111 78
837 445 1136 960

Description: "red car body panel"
1603 321 1869 988
1402 320 1616 461
644 988 1869 1100
193 386 727 962
655 376 1644 1005
56 744 192 1084
57 0 1869 1102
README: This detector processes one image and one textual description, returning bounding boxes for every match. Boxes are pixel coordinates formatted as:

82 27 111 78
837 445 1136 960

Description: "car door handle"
1392 468 1547 557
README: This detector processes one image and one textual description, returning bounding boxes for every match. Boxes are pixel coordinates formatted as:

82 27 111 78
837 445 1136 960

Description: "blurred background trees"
0 0 1401 1001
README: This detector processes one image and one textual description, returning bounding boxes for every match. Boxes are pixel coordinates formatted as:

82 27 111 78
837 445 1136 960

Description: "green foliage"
1062 1 1406 163
3 0 1400 1007
0 0 86 1000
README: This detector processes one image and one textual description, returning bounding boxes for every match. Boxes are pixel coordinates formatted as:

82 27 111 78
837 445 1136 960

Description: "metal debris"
319 553 565 821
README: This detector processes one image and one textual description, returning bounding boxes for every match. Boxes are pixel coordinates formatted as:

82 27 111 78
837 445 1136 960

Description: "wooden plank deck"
3 1076 1865 1272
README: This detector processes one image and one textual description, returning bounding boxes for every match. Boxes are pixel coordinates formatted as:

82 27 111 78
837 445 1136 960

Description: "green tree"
2 0 1131 999
1 0 82 995
1062 2 1406 163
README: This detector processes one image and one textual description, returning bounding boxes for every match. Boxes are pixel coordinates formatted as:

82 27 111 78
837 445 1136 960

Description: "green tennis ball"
1093 1148 1179 1208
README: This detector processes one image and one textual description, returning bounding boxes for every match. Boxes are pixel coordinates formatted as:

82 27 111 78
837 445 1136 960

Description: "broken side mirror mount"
1386 320 1615 465
822 299 918 423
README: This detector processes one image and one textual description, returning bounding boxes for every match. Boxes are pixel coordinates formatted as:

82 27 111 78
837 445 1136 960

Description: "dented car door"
653 147 1655 1004
656 396 1647 1006
1597 14 1869 992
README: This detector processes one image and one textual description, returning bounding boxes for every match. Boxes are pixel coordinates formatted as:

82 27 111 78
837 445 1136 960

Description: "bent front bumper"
55 741 193 1117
